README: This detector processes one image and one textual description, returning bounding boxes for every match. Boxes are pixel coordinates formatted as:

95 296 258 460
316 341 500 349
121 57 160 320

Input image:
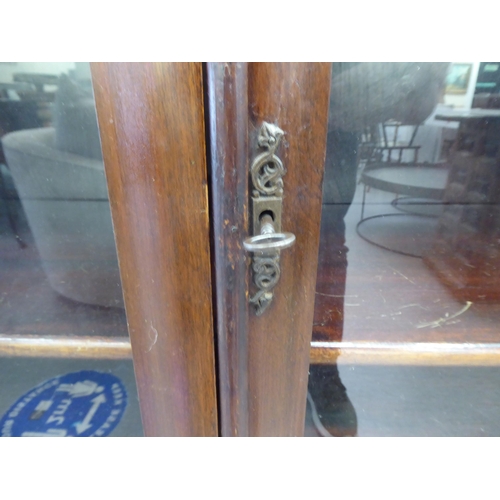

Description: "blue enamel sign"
0 370 127 437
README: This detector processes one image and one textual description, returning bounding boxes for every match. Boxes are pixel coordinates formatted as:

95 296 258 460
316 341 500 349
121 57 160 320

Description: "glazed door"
8 62 498 437
0 62 217 437
307 62 500 437
209 62 500 436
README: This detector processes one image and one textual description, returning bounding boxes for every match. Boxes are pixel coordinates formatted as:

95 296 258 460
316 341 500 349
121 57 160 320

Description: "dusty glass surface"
0 62 143 436
307 62 500 436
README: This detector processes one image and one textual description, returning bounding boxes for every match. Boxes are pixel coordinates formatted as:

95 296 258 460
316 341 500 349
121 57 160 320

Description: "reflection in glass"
0 63 142 436
307 62 500 436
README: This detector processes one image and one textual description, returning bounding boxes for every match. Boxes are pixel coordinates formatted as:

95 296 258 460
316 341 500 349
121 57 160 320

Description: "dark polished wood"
206 63 250 436
312 192 500 346
244 63 331 435
91 63 218 436
425 112 500 303
209 63 331 435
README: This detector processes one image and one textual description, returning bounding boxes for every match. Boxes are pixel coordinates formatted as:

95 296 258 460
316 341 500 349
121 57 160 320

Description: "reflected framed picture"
445 63 472 95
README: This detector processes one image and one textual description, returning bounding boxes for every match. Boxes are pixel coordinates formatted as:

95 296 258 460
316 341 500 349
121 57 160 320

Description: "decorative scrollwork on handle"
249 289 274 316
250 254 280 316
245 122 294 316
252 253 281 290
251 122 286 197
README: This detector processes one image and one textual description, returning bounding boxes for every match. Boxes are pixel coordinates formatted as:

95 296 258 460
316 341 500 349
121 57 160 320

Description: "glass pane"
0 62 143 436
307 62 500 436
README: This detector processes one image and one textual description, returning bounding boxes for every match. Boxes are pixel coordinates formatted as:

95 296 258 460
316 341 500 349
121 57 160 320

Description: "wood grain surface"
245 63 331 435
311 341 500 365
208 63 331 435
312 191 500 345
206 63 250 436
0 335 131 359
91 63 218 436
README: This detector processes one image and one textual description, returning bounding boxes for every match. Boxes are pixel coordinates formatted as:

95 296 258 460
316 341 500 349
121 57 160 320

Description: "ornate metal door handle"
243 122 296 316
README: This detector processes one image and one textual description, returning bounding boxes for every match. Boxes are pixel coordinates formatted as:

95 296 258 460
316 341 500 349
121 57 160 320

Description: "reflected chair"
0 98 43 248
2 127 123 308
357 120 449 258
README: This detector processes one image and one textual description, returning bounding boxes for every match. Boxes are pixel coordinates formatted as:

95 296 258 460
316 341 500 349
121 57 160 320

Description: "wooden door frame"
90 62 331 437
91 63 218 436
207 63 331 436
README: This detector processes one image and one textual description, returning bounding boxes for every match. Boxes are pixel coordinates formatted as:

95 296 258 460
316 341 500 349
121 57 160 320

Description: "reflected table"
358 163 449 257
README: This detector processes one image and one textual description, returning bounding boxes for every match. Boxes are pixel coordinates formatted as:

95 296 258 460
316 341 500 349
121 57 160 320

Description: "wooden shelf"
312 193 500 346
0 334 131 359
311 341 500 366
